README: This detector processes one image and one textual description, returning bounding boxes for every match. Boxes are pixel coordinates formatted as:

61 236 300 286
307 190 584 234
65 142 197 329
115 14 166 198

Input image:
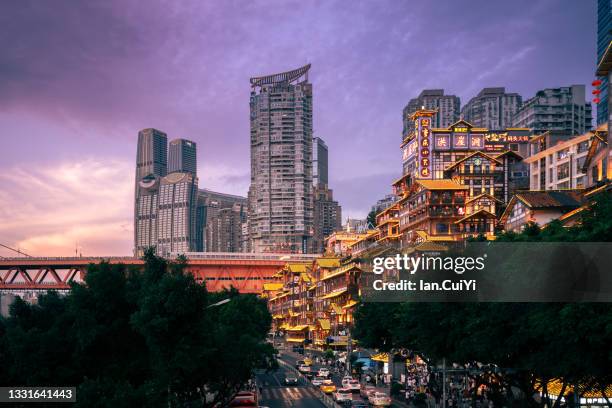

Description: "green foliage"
0 249 274 407
323 348 334 360
367 209 377 228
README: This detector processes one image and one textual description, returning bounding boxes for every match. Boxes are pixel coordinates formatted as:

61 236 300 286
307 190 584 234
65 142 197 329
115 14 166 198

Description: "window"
557 162 570 180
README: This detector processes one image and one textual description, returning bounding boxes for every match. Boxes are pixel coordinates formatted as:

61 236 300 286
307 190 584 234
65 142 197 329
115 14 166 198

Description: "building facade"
134 128 167 256
402 89 460 138
168 139 197 174
134 130 204 257
525 131 593 190
156 172 199 257
392 110 530 247
461 87 522 130
512 85 593 136
198 188 247 252
312 185 342 253
313 137 329 188
248 64 314 253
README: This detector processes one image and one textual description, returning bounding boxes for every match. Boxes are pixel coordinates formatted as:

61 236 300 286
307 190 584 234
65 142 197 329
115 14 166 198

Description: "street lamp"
207 298 231 309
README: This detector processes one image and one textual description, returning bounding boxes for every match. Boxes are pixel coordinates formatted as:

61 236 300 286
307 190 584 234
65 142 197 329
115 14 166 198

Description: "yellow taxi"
320 379 337 394
303 357 313 366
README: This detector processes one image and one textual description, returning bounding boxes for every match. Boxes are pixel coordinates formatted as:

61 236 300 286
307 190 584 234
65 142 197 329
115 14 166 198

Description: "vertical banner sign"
419 117 432 178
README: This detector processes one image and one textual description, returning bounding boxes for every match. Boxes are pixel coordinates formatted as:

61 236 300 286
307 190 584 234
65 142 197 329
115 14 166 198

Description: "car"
303 357 313 366
284 375 298 385
320 379 337 394
368 392 392 407
317 367 330 378
335 388 353 403
298 364 311 374
360 385 377 399
350 399 369 408
347 379 360 392
229 391 257 407
295 359 305 368
341 376 353 388
311 376 326 386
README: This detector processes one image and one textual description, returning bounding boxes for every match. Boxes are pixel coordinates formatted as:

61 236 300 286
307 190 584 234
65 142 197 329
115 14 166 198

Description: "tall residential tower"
248 64 314 253
134 128 167 256
134 130 201 256
402 89 460 138
461 87 522 129
168 138 197 174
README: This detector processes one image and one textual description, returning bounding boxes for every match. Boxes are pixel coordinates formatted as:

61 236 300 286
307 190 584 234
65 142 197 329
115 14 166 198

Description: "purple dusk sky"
0 0 598 256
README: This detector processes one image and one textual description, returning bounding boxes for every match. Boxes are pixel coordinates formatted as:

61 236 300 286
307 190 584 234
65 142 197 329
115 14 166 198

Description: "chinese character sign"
419 117 432 178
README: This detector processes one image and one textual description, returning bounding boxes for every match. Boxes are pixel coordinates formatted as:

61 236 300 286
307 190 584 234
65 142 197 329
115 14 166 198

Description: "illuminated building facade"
248 64 314 253
387 109 531 247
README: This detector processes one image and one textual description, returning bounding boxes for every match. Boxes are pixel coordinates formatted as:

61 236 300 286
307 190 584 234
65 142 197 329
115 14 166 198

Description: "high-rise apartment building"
313 137 329 188
248 64 314 253
205 203 245 252
402 89 460 138
134 130 201 256
312 186 342 254
198 188 247 252
134 128 167 256
156 172 199 257
168 139 197 174
461 87 522 129
597 0 612 125
512 85 593 136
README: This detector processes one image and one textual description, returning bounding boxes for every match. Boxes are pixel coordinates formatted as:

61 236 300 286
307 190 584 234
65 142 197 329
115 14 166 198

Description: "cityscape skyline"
0 0 599 256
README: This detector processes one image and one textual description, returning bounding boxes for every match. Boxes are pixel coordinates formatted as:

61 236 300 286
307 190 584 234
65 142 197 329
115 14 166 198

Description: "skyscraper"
156 172 199 257
134 130 201 257
402 89 460 138
313 137 328 188
311 137 341 253
198 188 247 252
248 64 314 253
168 138 197 174
134 128 167 256
597 0 612 125
512 85 593 136
461 87 522 129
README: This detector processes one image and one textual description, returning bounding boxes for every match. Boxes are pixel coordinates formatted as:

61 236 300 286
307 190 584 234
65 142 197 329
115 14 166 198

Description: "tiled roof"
515 190 584 209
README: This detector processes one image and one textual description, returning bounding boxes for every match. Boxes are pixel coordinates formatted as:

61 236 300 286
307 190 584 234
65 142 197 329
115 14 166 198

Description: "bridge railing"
1 252 323 262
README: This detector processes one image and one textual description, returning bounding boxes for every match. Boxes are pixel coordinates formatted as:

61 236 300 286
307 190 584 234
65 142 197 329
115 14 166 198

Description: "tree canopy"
0 250 275 407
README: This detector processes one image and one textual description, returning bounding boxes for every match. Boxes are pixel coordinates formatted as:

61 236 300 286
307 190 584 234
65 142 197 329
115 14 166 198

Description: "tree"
0 250 274 407
367 209 377 229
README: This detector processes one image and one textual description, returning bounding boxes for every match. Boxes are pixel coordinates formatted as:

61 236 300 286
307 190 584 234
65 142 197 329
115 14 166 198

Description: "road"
255 350 327 408
255 346 374 408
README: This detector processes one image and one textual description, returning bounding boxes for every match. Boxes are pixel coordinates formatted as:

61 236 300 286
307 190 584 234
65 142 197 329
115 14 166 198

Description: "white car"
368 392 392 407
298 364 311 374
311 376 326 386
335 388 353 403
341 376 353 388
317 368 330 378
347 379 360 393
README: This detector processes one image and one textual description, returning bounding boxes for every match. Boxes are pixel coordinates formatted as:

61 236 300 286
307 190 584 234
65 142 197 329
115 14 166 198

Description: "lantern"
592 79 603 87
594 97 601 104
593 89 601 95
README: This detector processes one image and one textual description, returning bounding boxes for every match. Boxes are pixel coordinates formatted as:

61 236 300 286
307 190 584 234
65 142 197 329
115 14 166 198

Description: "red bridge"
0 253 319 294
